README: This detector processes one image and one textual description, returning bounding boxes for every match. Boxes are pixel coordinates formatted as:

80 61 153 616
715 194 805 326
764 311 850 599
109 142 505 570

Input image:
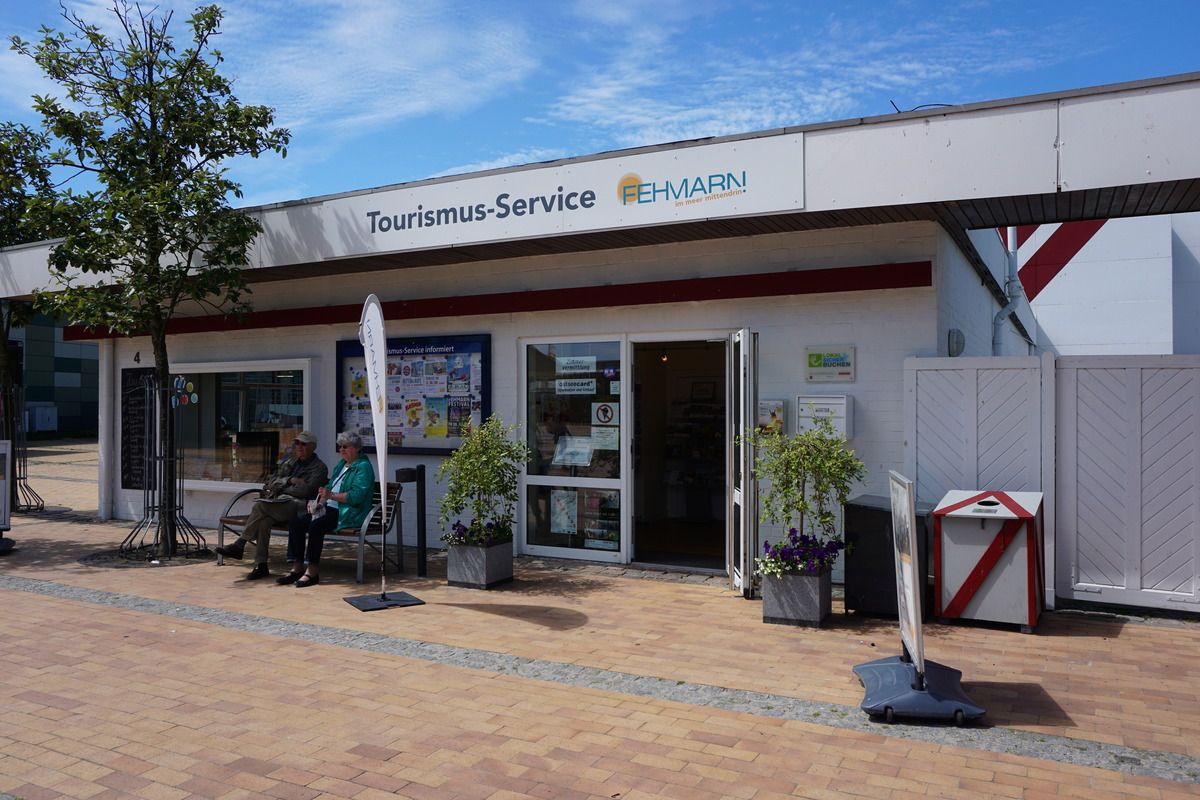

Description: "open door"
727 328 758 597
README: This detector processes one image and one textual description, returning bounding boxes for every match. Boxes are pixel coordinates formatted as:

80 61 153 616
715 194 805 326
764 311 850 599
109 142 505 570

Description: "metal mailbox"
932 490 1044 632
795 394 852 439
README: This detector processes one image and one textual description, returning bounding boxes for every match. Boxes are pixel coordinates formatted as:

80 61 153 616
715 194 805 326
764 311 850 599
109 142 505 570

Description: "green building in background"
10 313 98 437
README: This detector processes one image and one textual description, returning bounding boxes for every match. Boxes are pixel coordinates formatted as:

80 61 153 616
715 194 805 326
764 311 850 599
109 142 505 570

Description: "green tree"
437 415 531 545
12 2 289 555
0 122 54 509
743 414 865 548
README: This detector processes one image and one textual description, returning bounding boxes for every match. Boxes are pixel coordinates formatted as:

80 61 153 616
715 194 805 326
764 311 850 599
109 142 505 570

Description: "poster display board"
0 439 10 532
337 334 490 454
120 367 155 490
888 470 925 675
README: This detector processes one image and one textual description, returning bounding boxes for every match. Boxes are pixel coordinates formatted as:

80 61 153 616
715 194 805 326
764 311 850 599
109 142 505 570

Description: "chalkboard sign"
121 368 155 490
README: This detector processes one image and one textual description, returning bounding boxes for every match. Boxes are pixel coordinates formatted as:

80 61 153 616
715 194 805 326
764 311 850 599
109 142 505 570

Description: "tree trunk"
151 321 176 557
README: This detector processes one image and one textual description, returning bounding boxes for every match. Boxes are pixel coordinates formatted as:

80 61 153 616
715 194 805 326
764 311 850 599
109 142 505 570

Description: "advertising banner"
888 470 925 675
359 295 389 520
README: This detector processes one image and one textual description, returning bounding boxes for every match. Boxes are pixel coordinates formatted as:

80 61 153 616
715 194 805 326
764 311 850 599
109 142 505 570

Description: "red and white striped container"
933 490 1045 631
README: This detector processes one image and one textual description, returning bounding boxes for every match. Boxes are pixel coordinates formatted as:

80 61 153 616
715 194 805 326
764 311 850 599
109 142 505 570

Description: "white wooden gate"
906 354 1200 612
1057 356 1200 610
904 355 1056 608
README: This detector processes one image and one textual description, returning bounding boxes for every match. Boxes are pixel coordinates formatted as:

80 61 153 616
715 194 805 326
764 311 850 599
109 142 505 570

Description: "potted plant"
745 413 865 626
437 414 530 589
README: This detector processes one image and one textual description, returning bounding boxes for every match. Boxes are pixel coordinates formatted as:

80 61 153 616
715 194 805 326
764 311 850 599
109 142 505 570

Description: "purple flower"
758 528 846 575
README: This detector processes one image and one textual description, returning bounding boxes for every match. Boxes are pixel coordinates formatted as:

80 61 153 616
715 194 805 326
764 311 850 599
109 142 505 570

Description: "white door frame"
729 328 758 596
518 334 628 562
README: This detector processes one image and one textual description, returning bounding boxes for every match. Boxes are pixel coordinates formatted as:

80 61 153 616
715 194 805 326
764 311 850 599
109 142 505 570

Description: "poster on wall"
550 489 578 534
337 334 490 454
581 489 620 550
756 400 785 434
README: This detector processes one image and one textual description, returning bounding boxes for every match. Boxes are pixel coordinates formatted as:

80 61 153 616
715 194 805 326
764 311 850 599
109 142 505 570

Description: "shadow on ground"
960 680 1074 728
433 602 589 630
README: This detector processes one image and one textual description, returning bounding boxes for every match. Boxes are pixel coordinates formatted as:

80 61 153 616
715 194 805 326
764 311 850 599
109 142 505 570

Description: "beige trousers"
238 498 304 563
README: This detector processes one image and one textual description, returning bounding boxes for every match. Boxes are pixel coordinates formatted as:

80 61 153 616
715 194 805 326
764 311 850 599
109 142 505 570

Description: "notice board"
120 368 155 490
337 334 490 454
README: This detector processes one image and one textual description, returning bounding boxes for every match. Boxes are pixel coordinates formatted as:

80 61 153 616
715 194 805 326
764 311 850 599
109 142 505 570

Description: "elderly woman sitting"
279 431 375 587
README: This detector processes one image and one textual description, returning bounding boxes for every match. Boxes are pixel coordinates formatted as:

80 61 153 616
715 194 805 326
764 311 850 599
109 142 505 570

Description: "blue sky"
2 0 1198 208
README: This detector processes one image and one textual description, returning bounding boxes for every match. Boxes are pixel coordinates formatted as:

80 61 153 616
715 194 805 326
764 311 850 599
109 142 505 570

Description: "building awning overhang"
233 71 1200 307
9 71 1200 335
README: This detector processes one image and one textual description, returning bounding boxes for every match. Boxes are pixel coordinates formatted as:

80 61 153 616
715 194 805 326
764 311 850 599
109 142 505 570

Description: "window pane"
526 341 620 479
527 485 620 551
174 369 305 482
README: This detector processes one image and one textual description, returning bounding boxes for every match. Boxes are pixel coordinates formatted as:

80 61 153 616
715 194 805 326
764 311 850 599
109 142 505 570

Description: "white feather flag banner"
358 294 389 524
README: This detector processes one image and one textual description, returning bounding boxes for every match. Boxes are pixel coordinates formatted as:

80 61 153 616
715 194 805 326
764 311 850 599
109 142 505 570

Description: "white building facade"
5 72 1200 588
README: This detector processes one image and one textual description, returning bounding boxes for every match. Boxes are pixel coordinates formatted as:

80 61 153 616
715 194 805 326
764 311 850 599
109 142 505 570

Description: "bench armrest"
221 487 264 518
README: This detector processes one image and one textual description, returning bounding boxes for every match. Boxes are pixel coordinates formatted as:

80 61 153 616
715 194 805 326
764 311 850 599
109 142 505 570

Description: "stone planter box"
446 542 514 589
762 570 832 627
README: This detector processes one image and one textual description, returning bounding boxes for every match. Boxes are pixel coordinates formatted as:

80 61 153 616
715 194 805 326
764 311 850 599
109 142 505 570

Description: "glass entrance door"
523 340 624 561
728 328 758 596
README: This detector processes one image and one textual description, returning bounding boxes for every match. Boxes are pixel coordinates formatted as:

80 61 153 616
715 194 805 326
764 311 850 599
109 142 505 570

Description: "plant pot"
762 570 832 627
446 542 513 589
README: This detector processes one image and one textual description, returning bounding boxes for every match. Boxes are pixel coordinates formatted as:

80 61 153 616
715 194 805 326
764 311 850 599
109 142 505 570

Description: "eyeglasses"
337 443 355 449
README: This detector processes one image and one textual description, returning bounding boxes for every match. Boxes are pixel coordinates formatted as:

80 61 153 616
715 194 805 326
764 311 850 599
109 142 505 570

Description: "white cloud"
541 7 1081 147
0 49 54 119
219 1 537 136
431 147 570 179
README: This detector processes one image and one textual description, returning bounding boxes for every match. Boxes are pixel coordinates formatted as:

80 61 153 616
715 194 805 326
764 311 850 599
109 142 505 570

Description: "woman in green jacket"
281 431 375 587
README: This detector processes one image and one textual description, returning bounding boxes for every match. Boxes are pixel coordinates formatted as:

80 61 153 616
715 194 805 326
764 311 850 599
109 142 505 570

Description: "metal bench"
216 482 404 583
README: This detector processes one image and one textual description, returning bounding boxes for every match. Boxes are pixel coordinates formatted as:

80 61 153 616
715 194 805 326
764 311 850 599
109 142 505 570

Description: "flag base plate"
344 591 425 612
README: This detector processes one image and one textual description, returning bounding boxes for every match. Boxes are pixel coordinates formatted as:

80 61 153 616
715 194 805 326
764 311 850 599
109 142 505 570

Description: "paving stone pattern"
1 440 1198 798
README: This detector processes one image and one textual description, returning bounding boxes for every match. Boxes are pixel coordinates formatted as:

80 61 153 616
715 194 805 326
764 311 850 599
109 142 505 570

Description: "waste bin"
932 490 1044 631
844 494 934 619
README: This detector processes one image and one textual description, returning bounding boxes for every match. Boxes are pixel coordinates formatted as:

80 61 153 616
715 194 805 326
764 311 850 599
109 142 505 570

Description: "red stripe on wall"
1017 219 1107 301
1014 225 1039 250
64 260 932 340
994 226 1039 249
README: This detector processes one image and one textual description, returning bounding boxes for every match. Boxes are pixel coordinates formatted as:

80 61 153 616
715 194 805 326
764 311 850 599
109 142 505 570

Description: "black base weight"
344 591 425 612
853 655 985 725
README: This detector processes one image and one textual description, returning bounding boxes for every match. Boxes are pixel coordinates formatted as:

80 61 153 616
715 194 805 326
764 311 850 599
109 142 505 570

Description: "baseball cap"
294 431 317 445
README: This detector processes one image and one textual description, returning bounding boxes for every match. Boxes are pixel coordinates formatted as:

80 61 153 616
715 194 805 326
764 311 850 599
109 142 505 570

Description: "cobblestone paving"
2 572 1199 786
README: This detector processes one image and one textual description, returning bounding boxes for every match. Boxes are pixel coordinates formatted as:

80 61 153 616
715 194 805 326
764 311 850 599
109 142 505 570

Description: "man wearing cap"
217 431 328 579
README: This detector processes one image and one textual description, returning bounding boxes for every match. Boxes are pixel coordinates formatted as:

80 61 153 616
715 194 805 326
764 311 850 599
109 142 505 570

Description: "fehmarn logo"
617 170 747 208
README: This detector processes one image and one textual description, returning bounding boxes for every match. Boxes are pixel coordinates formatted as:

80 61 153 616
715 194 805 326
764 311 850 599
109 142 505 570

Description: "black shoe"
294 574 320 588
246 564 270 580
276 571 303 585
216 541 245 560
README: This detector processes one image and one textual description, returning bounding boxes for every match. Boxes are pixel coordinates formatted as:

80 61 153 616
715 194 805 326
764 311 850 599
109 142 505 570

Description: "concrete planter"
446 542 514 589
762 570 832 627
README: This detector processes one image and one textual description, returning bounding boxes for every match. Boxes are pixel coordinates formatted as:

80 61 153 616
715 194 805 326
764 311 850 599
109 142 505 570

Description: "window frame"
169 357 312 492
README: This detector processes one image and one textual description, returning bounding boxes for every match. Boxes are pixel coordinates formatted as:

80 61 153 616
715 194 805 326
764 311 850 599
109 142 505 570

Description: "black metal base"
0 537 14 555
853 655 986 725
344 591 425 612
